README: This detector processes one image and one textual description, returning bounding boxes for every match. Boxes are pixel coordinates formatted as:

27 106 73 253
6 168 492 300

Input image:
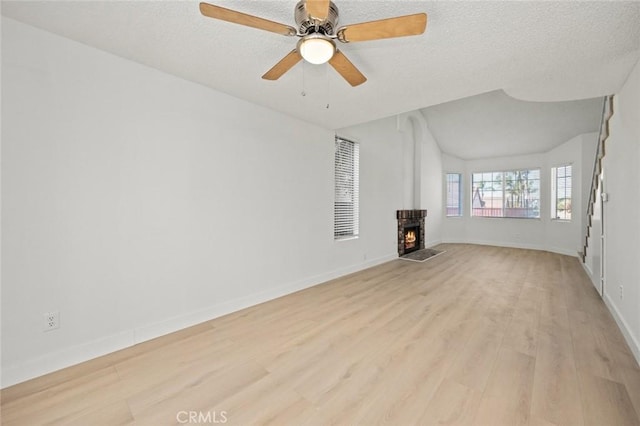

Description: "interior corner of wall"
397 111 430 134
396 113 408 132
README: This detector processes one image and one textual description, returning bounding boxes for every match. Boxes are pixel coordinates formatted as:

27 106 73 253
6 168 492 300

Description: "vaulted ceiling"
422 90 603 160
2 1 639 147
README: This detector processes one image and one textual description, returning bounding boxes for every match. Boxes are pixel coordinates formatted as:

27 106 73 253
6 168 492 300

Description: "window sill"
335 236 359 242
471 216 542 221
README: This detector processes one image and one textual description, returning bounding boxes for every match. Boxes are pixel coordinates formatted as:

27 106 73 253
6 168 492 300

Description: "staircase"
580 95 614 264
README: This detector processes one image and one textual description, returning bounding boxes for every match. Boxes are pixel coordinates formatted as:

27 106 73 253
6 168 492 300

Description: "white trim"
444 171 463 218
550 163 573 221
582 259 594 277
1 330 134 389
470 168 542 219
440 239 578 258
334 136 359 240
603 293 640 368
334 236 359 243
425 239 443 249
1 252 396 388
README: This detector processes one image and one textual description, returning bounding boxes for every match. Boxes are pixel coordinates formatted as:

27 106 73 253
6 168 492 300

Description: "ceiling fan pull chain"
326 64 330 109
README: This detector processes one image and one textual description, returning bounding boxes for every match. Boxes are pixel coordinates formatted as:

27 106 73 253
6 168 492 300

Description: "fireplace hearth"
397 210 427 256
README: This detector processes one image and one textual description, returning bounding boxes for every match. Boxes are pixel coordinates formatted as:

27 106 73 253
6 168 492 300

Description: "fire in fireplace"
404 227 419 251
396 210 427 256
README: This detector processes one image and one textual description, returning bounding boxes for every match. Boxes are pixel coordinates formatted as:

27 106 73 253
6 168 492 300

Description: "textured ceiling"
422 90 603 160
2 1 639 131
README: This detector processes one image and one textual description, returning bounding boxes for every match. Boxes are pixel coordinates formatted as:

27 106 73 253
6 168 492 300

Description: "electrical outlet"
619 285 624 300
43 311 59 332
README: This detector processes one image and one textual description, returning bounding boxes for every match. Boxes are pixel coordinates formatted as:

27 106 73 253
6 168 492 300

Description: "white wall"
417 116 444 247
442 132 597 256
338 112 444 248
1 18 414 386
546 133 598 255
601 58 640 363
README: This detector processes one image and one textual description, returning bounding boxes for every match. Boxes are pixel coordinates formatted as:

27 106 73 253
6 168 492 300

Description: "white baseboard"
579 259 602 293
441 239 578 258
580 262 640 366
1 330 135 389
425 239 443 248
545 245 581 257
133 251 397 345
1 253 397 388
603 293 640 368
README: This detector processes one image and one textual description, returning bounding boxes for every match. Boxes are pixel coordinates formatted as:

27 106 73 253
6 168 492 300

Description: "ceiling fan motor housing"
295 0 339 35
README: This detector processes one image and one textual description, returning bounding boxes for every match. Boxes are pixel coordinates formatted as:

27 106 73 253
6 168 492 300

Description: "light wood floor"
2 244 640 425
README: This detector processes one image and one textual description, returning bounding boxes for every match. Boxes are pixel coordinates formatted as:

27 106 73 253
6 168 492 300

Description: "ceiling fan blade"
338 13 427 42
262 50 303 80
329 50 367 87
199 2 297 36
306 0 331 21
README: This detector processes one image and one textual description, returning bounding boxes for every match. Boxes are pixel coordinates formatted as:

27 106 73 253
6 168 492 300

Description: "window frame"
445 172 463 217
470 168 541 219
334 136 360 240
551 163 573 221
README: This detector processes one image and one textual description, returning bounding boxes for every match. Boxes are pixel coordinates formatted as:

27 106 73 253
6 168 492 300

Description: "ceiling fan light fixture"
298 34 335 64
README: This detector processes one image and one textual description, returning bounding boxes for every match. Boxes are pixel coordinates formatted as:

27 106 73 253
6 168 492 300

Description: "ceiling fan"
199 0 427 87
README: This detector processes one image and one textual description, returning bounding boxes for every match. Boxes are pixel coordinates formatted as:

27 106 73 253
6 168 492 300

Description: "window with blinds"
551 164 572 220
334 136 359 239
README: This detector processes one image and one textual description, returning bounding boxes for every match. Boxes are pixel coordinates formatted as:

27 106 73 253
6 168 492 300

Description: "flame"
406 231 416 244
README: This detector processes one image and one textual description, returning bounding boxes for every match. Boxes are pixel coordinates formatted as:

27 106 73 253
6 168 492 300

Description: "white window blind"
334 137 359 239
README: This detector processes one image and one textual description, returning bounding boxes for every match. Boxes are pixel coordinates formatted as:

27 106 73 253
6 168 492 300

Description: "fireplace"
397 210 427 256
403 226 420 253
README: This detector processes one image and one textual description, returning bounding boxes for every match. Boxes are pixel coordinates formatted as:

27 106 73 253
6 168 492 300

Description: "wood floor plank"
445 318 504 391
419 378 482 425
538 287 571 337
578 372 640 426
529 416 559 426
355 335 458 424
531 330 584 425
472 347 536 426
207 374 315 426
620 366 640 421
502 285 542 357
569 309 623 383
130 361 268 424
50 399 134 426
1 367 127 425
2 244 639 426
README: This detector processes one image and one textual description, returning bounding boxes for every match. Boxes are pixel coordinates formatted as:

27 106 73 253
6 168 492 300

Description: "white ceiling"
2 1 639 132
422 90 603 160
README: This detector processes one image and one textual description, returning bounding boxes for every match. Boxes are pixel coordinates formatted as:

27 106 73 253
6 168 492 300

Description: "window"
446 173 462 216
334 136 359 239
471 169 540 218
551 164 572 220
